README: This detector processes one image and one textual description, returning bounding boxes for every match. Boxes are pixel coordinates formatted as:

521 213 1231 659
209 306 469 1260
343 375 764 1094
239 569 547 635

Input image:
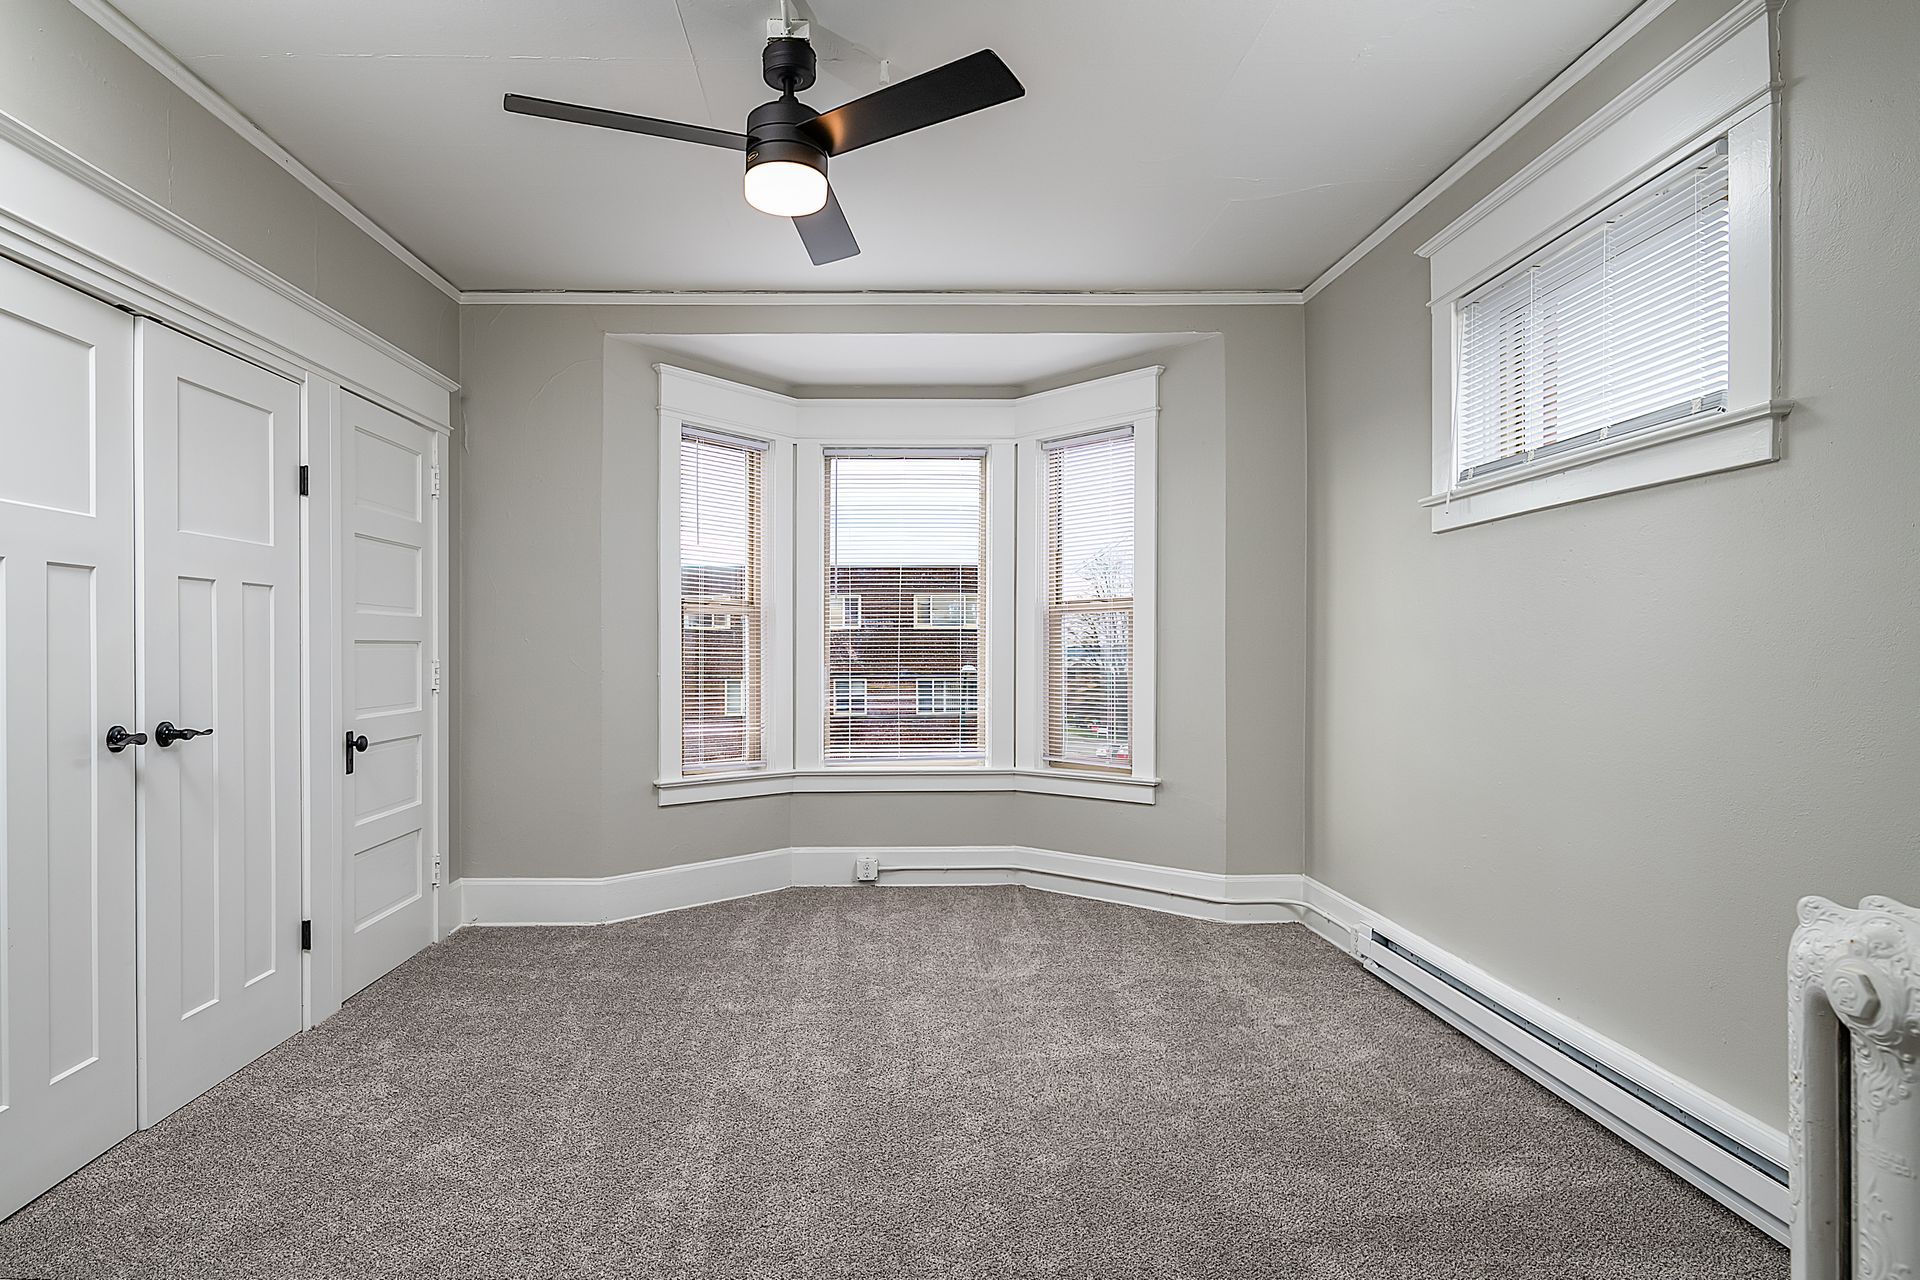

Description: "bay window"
655 363 1158 805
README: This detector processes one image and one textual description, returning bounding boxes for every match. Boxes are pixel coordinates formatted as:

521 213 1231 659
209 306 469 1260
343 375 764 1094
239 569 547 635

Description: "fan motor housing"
746 97 827 175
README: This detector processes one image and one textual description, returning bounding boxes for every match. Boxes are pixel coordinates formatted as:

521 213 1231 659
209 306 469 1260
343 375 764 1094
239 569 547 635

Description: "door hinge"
300 919 312 951
430 659 443 694
298 464 310 496
430 464 442 498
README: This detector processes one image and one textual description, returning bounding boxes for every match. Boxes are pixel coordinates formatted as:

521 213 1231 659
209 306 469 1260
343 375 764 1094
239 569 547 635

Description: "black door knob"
105 725 147 753
154 721 213 748
346 731 369 774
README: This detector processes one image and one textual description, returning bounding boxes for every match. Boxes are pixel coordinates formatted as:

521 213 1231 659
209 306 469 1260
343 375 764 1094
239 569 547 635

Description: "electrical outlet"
854 855 880 883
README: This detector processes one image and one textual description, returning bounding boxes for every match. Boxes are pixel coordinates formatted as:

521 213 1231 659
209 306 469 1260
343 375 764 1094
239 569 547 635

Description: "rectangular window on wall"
1454 140 1731 482
823 449 986 763
1044 428 1135 772
679 428 765 772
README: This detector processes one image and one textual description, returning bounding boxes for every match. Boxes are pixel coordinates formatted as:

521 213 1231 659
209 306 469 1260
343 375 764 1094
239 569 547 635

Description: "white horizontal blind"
1455 140 1731 481
823 449 986 763
679 429 765 772
1044 428 1134 772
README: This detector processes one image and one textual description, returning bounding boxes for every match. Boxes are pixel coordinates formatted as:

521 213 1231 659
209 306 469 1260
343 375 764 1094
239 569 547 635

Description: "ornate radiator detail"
1791 896 1919 1279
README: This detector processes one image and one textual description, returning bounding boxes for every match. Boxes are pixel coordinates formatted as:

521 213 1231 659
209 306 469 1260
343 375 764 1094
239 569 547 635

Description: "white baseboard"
454 848 792 926
440 846 1786 1241
1302 879 1789 1242
451 847 1318 929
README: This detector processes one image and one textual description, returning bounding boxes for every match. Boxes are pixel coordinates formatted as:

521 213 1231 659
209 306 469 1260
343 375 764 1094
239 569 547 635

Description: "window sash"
1454 140 1731 481
822 452 988 764
1043 430 1136 773
679 430 765 773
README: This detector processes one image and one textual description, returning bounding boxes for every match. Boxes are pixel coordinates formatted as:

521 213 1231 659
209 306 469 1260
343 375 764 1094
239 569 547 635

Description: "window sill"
1422 400 1791 532
655 767 1160 807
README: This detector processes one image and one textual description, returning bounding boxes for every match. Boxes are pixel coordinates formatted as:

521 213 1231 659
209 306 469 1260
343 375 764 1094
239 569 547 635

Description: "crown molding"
460 289 1304 307
1300 0 1685 302
0 107 459 399
68 0 462 302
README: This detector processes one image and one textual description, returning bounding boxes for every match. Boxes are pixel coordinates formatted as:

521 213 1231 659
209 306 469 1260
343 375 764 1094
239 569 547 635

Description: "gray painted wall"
0 0 458 377
1305 0 1920 1129
453 304 1305 883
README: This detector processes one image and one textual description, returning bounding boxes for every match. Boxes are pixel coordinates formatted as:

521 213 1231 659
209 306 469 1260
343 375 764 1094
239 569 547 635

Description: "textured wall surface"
1306 0 1920 1128
0 0 458 376
454 304 1305 882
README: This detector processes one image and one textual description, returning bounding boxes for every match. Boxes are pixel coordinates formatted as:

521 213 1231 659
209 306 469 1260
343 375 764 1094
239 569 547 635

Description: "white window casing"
1418 0 1787 532
655 364 1160 805
1015 372 1159 795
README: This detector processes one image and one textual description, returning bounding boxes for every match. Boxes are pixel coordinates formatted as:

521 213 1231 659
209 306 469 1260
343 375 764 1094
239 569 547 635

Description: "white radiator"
1790 895 1919 1279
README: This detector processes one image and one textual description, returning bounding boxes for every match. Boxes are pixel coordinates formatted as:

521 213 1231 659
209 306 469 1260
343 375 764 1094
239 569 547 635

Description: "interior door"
0 259 139 1218
339 391 438 999
136 320 305 1125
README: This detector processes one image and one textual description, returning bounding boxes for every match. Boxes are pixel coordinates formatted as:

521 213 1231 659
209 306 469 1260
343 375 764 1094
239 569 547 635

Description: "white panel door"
137 320 304 1125
0 259 139 1218
339 392 437 999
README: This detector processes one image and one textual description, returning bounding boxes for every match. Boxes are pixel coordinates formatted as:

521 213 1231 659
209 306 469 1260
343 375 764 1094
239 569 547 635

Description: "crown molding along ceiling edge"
74 0 1684 306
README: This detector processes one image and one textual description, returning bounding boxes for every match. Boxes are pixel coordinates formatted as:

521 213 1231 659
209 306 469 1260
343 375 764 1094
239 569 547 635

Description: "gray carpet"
0 886 1785 1279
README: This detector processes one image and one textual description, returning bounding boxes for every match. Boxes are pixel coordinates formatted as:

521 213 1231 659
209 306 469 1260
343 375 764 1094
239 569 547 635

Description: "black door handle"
345 731 369 774
106 725 148 753
154 721 213 748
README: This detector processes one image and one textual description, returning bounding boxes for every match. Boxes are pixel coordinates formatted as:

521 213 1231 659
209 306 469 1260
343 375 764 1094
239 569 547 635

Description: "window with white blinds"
678 428 765 772
1455 140 1731 482
1044 428 1135 772
823 449 986 763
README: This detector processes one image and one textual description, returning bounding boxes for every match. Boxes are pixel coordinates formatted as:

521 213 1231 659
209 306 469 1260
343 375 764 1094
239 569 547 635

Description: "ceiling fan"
502 19 1025 266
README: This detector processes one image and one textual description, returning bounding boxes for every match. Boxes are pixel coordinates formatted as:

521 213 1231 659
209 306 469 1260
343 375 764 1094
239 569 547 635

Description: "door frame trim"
0 111 454 1029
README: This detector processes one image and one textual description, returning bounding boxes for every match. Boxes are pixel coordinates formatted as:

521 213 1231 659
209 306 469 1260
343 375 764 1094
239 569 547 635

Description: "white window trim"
1418 0 1788 532
654 363 1160 805
1014 373 1159 786
656 372 797 784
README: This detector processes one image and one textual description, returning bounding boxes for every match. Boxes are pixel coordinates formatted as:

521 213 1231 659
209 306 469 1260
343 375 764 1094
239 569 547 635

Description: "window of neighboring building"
677 428 765 772
830 677 867 717
828 593 862 629
913 592 980 629
916 675 978 716
1043 428 1136 773
824 451 986 762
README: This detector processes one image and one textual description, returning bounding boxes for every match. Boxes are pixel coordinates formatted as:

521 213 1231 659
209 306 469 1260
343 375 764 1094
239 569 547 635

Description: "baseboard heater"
1361 928 1790 1241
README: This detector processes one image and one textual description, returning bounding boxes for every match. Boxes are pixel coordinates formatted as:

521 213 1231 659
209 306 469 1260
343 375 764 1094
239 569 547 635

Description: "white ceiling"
634 332 1210 389
108 0 1639 292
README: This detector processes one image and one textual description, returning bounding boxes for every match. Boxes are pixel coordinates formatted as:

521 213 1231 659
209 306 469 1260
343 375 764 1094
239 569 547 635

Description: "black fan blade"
503 93 749 151
802 50 1023 156
793 187 859 265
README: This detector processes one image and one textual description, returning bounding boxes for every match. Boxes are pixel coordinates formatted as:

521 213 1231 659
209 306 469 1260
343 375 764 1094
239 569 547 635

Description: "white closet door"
0 259 138 1218
339 391 438 999
136 321 304 1125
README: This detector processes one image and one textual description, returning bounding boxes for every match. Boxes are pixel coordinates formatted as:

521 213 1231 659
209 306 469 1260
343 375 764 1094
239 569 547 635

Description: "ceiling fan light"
743 144 828 217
